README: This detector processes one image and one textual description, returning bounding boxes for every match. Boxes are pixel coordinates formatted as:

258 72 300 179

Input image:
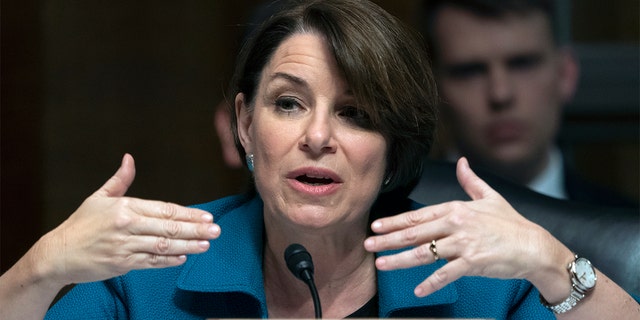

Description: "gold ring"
429 240 439 261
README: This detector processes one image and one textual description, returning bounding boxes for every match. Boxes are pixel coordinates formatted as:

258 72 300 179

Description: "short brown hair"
229 0 438 200
420 0 559 64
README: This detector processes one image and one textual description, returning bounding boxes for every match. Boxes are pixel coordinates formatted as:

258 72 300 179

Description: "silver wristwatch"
540 255 597 314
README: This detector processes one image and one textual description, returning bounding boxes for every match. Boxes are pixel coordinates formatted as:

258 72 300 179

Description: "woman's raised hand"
364 157 569 297
37 154 221 287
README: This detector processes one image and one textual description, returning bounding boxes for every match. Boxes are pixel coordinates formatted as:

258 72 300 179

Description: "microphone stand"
284 244 322 318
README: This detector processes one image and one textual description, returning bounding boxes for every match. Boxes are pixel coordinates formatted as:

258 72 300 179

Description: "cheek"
515 65 563 107
347 135 387 178
250 120 293 197
515 75 563 126
250 119 296 169
441 81 485 121
445 102 485 135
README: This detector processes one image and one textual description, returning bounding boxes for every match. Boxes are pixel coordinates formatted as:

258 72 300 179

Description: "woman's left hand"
364 157 565 297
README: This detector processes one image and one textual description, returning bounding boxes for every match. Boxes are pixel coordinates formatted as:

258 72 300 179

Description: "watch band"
539 255 596 314
540 288 585 314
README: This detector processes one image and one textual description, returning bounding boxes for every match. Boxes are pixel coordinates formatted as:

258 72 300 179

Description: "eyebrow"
269 72 308 88
268 71 355 97
443 51 545 76
506 52 544 66
443 61 487 76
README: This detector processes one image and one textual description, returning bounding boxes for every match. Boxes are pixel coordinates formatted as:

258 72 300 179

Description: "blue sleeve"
45 281 126 319
507 281 555 320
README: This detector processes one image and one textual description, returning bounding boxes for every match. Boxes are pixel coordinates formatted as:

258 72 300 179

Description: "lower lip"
288 179 341 196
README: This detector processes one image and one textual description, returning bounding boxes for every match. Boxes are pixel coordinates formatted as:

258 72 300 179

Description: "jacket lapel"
176 196 267 314
377 256 458 316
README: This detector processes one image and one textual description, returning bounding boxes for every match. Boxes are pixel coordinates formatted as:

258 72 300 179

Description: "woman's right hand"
33 154 221 287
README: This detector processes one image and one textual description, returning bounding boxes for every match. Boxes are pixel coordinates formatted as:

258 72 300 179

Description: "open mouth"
296 174 334 186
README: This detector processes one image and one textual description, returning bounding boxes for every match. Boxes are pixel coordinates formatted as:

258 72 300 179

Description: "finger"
456 157 496 201
126 216 221 240
414 259 467 298
365 217 448 253
370 204 449 234
372 236 454 270
373 243 438 271
126 253 189 270
125 236 213 256
94 154 136 198
130 199 215 224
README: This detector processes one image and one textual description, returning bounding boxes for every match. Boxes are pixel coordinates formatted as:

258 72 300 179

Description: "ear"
214 101 243 168
235 92 253 154
557 46 580 105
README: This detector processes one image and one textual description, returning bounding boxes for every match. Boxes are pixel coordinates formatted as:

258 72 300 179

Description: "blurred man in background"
417 0 635 207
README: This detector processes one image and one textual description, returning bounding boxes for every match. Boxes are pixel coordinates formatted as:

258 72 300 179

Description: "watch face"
574 258 597 289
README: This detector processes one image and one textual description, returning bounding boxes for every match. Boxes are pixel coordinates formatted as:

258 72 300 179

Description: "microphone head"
284 243 314 281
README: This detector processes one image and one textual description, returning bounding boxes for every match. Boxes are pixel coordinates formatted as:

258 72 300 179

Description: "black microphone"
284 243 322 319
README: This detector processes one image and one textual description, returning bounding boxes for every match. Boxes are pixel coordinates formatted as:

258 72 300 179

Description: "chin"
489 144 533 162
282 205 333 225
287 206 364 232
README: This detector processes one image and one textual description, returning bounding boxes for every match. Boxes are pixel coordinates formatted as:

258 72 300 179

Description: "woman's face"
236 33 387 232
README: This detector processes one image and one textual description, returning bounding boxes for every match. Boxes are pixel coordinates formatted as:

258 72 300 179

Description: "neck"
262 225 377 318
495 157 549 186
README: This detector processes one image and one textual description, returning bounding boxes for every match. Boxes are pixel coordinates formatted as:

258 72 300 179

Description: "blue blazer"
46 194 555 319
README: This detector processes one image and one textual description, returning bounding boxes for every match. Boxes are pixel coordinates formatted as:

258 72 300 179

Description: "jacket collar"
176 196 268 315
176 195 457 317
376 256 457 316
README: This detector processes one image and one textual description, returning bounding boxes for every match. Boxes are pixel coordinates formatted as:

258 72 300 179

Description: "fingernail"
415 287 425 297
364 238 374 250
208 225 220 236
198 240 210 249
371 221 382 230
201 213 213 222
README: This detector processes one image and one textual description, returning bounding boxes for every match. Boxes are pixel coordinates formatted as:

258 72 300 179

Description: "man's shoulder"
564 168 638 208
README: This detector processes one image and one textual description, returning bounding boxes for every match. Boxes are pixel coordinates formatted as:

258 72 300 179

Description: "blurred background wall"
561 1 639 205
2 0 638 273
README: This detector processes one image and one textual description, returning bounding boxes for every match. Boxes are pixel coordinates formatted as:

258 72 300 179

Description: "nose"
299 111 337 155
487 67 514 111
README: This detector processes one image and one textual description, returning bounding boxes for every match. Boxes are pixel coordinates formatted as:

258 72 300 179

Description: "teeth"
306 174 328 179
297 174 333 185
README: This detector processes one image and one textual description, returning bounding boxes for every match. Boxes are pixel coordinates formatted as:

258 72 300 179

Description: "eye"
445 62 487 80
338 106 373 129
275 96 301 115
508 54 543 72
